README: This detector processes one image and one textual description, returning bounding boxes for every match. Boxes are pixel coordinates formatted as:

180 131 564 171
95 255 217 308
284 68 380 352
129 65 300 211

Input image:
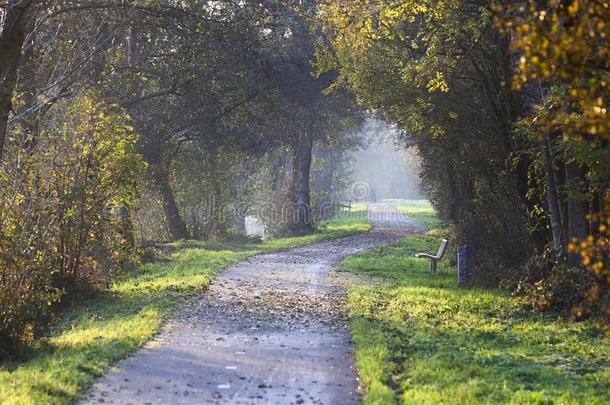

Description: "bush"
0 93 144 354
508 248 597 319
519 265 595 317
568 197 610 330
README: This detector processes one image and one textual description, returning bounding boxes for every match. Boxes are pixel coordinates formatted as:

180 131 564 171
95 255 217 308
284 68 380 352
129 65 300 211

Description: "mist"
347 119 423 201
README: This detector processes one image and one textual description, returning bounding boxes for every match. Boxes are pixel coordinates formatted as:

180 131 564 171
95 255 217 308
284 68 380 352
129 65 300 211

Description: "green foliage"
0 93 144 352
515 259 596 318
48 94 145 285
0 208 369 404
500 0 610 330
342 207 610 404
500 0 610 139
316 0 535 283
0 245 233 404
511 92 610 328
568 197 610 330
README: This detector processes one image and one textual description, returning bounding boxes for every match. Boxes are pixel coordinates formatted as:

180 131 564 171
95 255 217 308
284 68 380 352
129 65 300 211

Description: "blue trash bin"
457 245 476 286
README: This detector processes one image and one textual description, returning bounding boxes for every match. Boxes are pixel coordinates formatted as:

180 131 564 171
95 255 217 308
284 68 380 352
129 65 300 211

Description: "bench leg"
430 259 437 274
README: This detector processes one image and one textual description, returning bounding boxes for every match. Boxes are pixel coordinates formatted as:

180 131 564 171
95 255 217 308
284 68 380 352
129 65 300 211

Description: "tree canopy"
0 0 608 352
316 0 609 325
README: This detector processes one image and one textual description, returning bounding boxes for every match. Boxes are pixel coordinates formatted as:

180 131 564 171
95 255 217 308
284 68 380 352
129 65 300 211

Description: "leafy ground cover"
0 208 370 404
342 200 610 404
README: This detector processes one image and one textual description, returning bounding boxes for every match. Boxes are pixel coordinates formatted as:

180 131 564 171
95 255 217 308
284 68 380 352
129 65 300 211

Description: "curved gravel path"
82 204 422 404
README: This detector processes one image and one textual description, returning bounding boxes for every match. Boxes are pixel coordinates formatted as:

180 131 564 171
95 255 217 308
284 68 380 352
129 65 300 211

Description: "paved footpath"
82 204 422 404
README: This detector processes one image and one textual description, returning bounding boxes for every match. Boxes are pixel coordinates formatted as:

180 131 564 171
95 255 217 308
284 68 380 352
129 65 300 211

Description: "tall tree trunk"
19 19 38 153
566 161 588 266
326 149 335 195
291 134 314 235
543 134 566 256
208 151 228 238
270 152 282 193
154 167 189 241
326 149 336 218
589 191 600 236
0 0 34 161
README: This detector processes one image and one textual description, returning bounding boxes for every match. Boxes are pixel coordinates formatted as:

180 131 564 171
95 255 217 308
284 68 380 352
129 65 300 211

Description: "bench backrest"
437 239 448 259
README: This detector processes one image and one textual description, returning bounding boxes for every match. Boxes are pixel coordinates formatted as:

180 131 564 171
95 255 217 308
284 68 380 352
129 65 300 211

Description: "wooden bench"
337 200 352 212
415 238 448 274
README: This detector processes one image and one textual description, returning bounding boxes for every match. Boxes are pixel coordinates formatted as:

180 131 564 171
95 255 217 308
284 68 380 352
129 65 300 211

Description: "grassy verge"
382 199 442 228
342 200 610 404
0 208 370 404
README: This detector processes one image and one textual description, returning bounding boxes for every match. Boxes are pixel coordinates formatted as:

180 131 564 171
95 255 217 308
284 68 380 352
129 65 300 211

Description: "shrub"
569 195 610 332
518 265 595 317
508 246 602 323
0 93 145 354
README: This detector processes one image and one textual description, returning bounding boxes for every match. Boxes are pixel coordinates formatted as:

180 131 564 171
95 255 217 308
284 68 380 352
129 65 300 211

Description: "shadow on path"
81 204 421 404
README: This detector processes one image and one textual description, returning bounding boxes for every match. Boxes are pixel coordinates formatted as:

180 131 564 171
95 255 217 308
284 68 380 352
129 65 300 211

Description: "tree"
0 0 34 161
500 0 610 325
316 0 534 282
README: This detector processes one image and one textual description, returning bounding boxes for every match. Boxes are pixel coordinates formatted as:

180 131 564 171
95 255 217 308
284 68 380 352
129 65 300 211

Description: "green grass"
382 199 443 228
0 208 370 404
342 200 610 404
